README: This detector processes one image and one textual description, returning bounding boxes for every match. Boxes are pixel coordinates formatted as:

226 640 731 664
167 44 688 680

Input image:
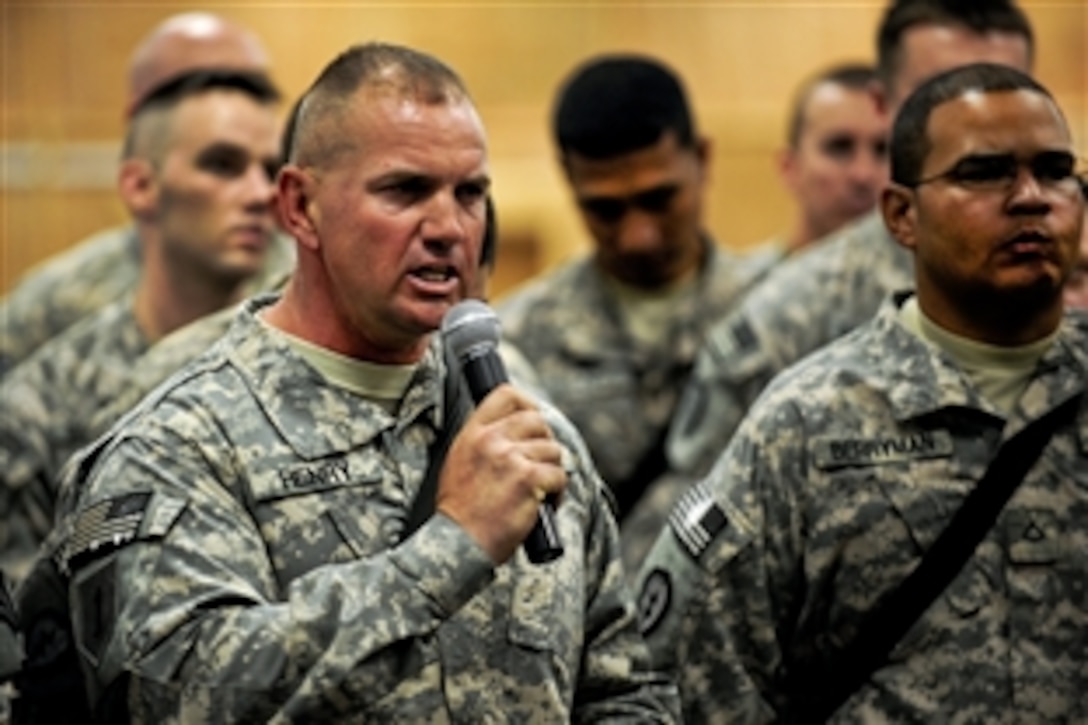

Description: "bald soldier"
639 62 1088 723
0 12 281 375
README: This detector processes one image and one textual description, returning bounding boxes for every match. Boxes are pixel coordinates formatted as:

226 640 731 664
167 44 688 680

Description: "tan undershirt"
603 273 699 350
899 296 1056 416
260 319 417 414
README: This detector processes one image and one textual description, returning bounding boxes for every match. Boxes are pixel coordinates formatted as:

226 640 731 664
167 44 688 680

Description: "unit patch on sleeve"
637 568 672 636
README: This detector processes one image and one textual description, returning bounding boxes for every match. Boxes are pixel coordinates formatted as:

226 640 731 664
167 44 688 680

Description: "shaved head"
127 12 270 116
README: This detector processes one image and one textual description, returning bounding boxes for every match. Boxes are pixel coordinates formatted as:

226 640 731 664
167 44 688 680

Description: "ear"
117 158 157 218
869 77 890 117
276 166 320 252
778 146 799 195
881 183 919 251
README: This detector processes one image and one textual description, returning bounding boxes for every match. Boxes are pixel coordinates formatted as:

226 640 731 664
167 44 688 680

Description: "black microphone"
441 299 564 564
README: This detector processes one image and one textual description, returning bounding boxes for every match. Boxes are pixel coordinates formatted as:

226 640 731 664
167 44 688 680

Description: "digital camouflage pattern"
0 237 295 585
0 299 149 583
0 226 140 377
62 295 680 722
637 295 1088 723
497 240 774 558
666 211 914 479
93 290 539 437
0 227 296 378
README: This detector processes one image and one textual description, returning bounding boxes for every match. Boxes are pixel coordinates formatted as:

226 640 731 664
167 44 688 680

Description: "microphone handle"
463 352 564 565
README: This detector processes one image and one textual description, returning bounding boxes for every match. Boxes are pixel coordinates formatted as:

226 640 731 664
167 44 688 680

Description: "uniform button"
381 518 403 545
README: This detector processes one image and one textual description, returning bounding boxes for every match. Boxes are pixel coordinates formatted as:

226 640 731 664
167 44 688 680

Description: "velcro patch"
668 480 729 560
811 430 953 470
708 317 758 362
65 492 185 571
637 568 672 636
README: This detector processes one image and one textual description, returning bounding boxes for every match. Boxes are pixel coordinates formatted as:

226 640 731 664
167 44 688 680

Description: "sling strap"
612 426 671 522
790 393 1083 724
402 347 473 540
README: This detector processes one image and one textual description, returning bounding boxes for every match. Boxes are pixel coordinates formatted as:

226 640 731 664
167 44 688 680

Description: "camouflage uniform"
61 295 680 722
667 211 914 479
0 298 149 582
0 227 296 378
637 294 1088 723
0 226 140 377
93 295 540 437
497 239 772 558
1 240 295 584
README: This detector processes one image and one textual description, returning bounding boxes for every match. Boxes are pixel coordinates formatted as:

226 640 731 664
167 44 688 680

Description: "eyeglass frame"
903 150 1085 193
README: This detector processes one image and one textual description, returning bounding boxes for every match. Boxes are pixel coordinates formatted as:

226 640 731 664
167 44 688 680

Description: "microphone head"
441 299 502 362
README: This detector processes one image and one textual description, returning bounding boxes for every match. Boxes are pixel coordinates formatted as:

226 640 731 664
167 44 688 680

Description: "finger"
471 384 539 423
524 459 568 498
516 438 564 466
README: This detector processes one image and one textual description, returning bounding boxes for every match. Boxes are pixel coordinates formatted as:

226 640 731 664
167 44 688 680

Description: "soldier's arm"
638 399 806 723
553 418 681 723
0 353 70 581
666 310 781 479
66 431 498 721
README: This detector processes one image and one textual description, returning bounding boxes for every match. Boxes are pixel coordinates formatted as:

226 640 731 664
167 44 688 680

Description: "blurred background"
2 0 1085 299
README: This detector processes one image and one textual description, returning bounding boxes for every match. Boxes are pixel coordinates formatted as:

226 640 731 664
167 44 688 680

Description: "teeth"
417 268 450 282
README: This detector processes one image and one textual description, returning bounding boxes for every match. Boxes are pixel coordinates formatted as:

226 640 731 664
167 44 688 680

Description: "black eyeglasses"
907 150 1082 193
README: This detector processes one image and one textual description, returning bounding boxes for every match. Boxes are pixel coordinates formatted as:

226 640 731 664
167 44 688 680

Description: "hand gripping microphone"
441 299 564 564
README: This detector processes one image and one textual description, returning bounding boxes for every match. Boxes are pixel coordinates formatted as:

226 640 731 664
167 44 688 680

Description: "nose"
243 163 276 211
1006 165 1051 213
850 149 887 190
421 191 469 248
615 209 662 254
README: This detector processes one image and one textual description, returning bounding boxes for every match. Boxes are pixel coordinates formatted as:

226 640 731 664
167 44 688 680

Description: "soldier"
771 62 888 258
637 62 1087 722
0 12 276 375
497 54 773 564
89 197 538 436
0 69 284 583
666 0 1036 480
619 61 889 574
58 42 678 721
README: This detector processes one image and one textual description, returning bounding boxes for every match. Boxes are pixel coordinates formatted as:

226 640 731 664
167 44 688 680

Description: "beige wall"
2 1 1085 298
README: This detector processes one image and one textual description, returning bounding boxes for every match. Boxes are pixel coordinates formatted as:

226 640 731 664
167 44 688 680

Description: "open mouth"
413 265 456 282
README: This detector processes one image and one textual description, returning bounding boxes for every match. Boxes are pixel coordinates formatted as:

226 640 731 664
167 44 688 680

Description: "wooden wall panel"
2 1 1085 297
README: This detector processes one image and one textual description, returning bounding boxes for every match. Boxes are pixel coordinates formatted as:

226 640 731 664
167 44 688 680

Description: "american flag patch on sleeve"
668 480 729 560
65 492 152 570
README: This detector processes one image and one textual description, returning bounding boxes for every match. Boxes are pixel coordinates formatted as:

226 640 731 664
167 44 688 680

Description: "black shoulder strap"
612 426 670 522
402 346 472 540
792 393 1082 724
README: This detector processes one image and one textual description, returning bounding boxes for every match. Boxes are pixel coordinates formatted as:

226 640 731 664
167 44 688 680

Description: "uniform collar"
561 235 724 363
223 295 446 460
871 292 1088 432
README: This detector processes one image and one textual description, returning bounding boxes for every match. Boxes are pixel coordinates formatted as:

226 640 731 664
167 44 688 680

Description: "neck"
133 238 248 344
784 219 823 256
262 264 430 365
916 282 1065 347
